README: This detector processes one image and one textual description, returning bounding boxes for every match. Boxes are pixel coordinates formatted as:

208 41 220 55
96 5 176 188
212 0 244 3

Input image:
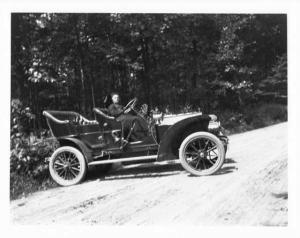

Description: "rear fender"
58 137 93 164
157 115 210 161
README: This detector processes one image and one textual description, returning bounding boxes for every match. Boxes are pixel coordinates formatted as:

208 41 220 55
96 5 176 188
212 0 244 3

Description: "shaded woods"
10 13 287 199
12 13 287 127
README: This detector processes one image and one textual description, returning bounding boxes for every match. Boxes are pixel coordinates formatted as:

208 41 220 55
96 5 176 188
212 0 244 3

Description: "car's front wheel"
179 132 225 176
49 146 87 186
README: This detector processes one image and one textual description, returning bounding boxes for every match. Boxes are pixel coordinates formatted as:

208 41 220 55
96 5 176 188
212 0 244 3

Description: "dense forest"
11 13 287 127
10 13 287 199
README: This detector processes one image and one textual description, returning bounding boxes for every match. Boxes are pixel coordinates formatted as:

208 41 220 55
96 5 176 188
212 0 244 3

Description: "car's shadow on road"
213 157 238 176
86 162 184 181
224 158 237 164
86 158 238 181
213 166 237 175
212 158 238 176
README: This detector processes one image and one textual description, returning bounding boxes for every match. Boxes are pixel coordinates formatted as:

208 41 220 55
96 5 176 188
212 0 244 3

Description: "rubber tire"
224 144 228 154
179 132 225 176
49 146 87 186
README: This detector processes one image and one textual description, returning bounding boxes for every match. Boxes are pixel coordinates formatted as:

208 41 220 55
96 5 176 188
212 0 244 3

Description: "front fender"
58 137 93 164
157 115 210 161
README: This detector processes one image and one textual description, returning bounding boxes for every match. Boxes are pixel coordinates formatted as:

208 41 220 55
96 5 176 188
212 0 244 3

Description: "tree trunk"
141 37 152 107
78 58 86 113
89 64 96 116
192 39 198 89
74 15 88 114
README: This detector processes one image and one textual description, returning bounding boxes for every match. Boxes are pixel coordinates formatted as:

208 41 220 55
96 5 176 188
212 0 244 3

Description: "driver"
108 93 148 142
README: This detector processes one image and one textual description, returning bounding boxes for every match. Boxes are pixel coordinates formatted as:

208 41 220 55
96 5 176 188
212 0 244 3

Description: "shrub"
243 103 287 129
217 110 251 134
10 99 58 200
215 103 287 134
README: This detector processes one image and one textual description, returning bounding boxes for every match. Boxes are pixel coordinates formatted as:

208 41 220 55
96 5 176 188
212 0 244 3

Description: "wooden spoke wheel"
49 146 87 186
179 132 225 176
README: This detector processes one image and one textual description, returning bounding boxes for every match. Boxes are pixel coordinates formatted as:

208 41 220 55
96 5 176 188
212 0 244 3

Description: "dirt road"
11 123 287 225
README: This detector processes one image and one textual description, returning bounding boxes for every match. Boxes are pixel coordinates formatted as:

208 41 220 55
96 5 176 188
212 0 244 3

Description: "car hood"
160 112 203 126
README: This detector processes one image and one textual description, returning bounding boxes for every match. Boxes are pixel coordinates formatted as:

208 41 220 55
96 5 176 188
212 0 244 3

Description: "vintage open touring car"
43 98 229 186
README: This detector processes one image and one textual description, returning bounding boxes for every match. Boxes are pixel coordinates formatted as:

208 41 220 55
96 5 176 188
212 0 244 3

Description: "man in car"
108 93 148 142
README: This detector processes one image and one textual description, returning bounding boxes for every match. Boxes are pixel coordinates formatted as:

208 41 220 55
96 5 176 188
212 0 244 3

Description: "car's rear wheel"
179 132 225 176
49 146 87 186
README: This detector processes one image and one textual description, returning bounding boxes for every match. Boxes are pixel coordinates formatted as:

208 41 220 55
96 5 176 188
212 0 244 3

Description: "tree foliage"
10 99 58 198
11 13 287 129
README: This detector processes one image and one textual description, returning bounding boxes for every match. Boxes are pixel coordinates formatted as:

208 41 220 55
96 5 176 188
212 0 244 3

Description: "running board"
88 155 157 165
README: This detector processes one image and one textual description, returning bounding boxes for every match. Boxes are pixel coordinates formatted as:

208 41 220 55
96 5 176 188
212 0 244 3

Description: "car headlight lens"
208 121 220 130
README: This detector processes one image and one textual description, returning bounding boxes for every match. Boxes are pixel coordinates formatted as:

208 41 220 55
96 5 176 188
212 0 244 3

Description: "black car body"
43 101 229 186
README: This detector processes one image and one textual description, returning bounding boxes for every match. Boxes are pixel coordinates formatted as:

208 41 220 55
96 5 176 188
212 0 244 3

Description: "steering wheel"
124 97 137 112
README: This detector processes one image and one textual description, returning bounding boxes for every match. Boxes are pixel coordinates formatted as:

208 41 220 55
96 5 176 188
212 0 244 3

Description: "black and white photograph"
2 0 300 235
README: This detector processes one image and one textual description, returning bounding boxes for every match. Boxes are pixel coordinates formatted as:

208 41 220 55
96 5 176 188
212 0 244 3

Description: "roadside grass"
10 103 287 201
10 172 57 200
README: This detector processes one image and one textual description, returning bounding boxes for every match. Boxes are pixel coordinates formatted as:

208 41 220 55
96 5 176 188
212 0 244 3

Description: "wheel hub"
63 162 71 169
198 150 206 159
